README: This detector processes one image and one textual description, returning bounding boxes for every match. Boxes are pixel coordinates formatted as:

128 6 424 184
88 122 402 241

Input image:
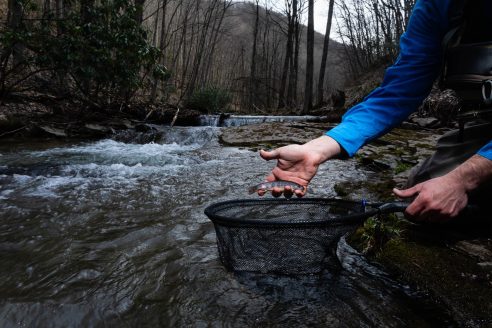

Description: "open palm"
260 145 322 197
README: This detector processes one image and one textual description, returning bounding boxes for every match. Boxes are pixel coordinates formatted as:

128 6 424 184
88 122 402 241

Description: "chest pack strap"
439 0 468 88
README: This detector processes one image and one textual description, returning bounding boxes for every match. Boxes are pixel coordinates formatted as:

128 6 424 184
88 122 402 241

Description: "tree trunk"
249 0 260 109
134 0 146 25
42 0 51 19
7 0 24 67
277 4 294 109
79 0 95 98
200 1 230 88
185 0 217 99
150 0 167 102
302 0 314 114
80 0 95 24
316 0 335 107
292 8 300 105
287 0 299 108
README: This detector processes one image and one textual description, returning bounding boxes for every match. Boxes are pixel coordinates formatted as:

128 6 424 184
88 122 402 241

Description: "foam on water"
0 127 230 203
62 162 169 178
0 126 455 327
34 140 196 165
12 174 32 183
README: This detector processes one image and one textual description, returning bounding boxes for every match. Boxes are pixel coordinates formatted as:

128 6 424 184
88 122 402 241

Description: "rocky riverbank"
1 95 490 326
218 120 492 327
0 97 202 139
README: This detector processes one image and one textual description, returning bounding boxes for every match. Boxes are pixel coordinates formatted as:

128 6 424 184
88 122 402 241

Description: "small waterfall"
159 126 219 147
112 125 219 147
198 115 327 127
198 115 221 127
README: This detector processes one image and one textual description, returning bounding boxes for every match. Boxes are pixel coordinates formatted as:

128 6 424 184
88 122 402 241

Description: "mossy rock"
349 223 492 327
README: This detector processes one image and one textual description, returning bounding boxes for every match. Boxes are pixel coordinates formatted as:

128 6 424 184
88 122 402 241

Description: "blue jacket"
326 0 492 160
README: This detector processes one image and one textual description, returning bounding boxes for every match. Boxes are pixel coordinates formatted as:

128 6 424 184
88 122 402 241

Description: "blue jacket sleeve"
326 0 451 157
478 143 492 160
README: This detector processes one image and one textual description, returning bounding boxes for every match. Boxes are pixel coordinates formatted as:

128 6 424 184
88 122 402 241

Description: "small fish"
248 180 305 194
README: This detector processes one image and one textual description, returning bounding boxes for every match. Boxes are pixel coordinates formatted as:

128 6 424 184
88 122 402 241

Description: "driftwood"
0 125 26 137
144 108 155 121
170 107 180 127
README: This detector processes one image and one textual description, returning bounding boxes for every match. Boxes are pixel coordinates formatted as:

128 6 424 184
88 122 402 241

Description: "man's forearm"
448 154 492 192
304 136 341 165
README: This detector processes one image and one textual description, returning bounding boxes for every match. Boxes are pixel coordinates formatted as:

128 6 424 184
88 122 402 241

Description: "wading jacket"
326 0 492 160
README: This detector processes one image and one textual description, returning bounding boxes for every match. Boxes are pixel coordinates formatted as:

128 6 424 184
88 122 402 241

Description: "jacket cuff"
325 125 365 158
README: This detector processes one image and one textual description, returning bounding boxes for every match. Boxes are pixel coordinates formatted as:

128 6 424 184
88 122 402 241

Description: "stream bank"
0 98 203 139
0 115 490 326
0 123 456 327
221 121 492 327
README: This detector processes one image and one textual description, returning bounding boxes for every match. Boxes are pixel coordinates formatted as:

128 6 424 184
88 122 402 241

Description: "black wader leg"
458 119 465 143
407 121 492 187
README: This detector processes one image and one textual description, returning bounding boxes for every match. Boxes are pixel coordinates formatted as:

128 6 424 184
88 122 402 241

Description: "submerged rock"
219 122 336 149
38 125 67 137
84 123 112 134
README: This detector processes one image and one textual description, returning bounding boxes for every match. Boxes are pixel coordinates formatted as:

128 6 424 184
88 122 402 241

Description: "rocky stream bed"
221 121 492 327
0 119 491 327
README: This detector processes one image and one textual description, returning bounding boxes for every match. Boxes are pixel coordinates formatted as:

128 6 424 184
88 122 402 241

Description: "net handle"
370 201 480 216
377 201 409 214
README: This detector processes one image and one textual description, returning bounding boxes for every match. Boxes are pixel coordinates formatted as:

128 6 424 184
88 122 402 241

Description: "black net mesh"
204 198 375 275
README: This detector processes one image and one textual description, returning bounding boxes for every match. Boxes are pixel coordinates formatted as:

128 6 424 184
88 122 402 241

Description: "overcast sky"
312 0 331 35
243 0 332 35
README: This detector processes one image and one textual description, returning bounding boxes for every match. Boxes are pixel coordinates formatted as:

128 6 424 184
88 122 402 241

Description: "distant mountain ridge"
225 1 349 95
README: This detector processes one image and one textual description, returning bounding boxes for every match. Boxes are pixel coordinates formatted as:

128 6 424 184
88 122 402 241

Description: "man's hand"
393 175 468 222
393 154 492 222
259 136 341 197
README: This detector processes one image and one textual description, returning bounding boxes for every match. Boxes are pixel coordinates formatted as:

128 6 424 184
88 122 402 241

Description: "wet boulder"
411 117 440 128
37 125 67 137
219 122 335 149
84 123 113 136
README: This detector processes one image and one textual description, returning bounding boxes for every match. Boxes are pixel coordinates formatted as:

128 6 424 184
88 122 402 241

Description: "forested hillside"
1 0 415 115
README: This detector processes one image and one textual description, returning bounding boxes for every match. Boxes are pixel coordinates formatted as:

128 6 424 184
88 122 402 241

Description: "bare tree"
249 0 260 108
278 0 294 109
286 0 299 108
302 0 314 114
336 0 412 77
133 0 146 24
6 0 24 66
316 0 335 107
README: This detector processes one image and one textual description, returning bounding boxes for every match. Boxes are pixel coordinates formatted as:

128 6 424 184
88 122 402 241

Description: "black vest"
442 0 492 107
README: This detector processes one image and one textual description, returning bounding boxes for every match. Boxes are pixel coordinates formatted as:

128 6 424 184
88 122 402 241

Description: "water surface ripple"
0 127 453 327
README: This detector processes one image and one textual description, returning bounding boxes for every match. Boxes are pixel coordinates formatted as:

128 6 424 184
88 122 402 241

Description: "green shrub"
1 0 167 107
43 0 166 106
186 87 231 114
357 214 404 255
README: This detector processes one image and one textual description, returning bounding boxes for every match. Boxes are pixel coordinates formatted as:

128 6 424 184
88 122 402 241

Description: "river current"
0 126 453 327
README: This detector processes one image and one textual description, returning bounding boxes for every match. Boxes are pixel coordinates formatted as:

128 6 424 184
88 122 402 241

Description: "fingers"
283 186 294 198
260 149 280 161
271 187 282 198
403 192 428 221
393 184 421 198
393 184 424 221
401 188 465 223
295 186 306 198
256 185 306 198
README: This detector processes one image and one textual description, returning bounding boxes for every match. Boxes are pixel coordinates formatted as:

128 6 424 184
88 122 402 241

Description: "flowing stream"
0 126 455 327
197 115 327 127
